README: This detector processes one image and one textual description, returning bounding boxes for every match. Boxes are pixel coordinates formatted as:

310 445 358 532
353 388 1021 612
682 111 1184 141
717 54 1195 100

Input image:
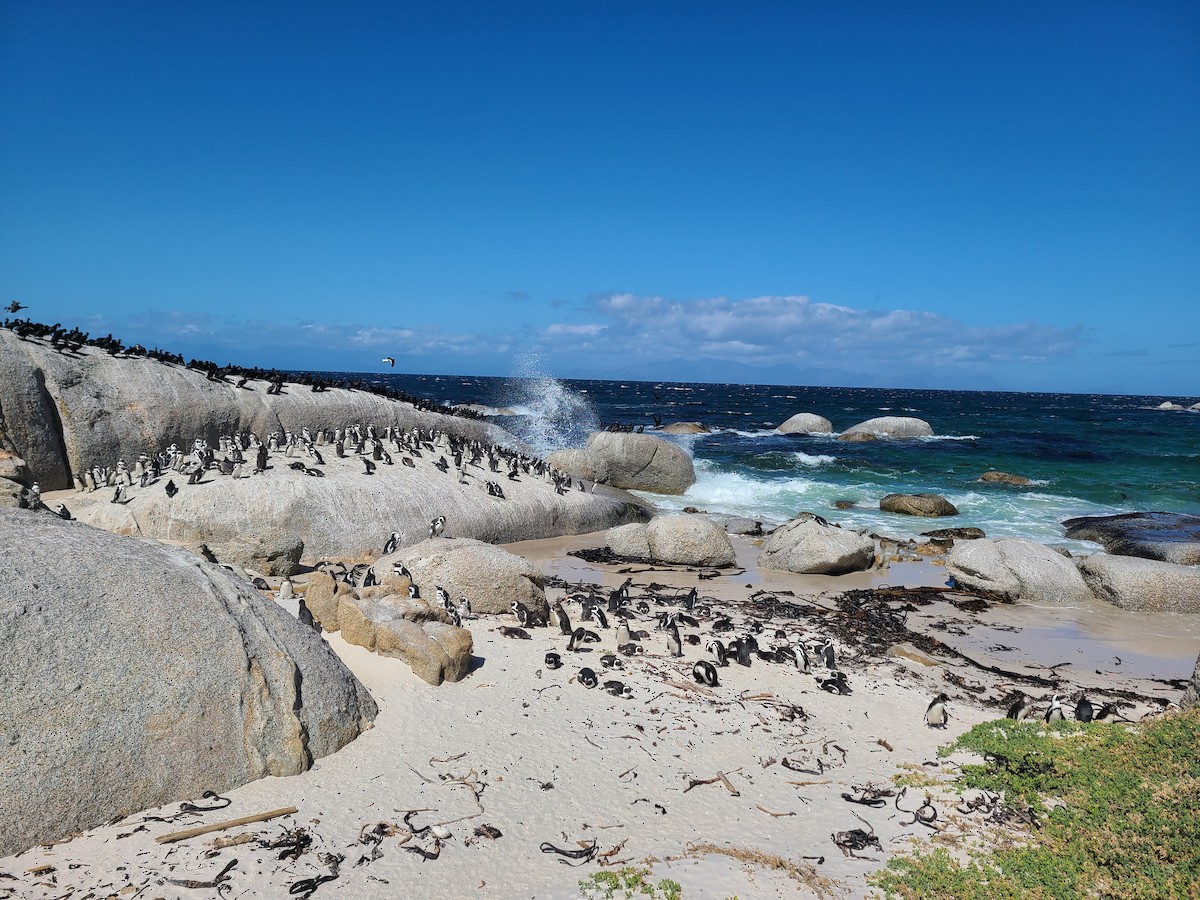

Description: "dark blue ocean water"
322 370 1200 547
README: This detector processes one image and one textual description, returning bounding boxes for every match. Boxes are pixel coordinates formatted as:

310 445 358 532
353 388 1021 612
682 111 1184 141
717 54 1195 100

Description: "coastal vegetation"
874 708 1200 899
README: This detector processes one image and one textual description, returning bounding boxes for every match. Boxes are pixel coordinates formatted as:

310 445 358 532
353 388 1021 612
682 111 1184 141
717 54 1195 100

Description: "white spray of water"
501 353 599 455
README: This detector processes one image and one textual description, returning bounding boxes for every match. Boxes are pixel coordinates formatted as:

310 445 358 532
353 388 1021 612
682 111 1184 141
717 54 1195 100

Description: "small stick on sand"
155 807 298 844
786 780 832 787
756 805 796 818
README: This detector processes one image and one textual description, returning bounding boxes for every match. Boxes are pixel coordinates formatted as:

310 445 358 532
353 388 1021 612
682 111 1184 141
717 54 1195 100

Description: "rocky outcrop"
922 527 986 541
946 537 1094 605
59 450 649 570
776 413 833 434
980 471 1031 486
723 516 764 536
606 522 652 559
1062 512 1200 566
383 537 547 617
646 515 736 567
758 513 875 575
546 448 609 483
585 432 696 495
328 589 472 685
1077 554 1200 614
1156 401 1186 411
0 328 519 491
839 416 933 439
880 493 959 517
837 432 877 443
658 422 709 434
0 508 377 858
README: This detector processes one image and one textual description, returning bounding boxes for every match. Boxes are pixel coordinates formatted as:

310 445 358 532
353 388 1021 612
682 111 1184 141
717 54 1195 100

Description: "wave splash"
499 354 599 454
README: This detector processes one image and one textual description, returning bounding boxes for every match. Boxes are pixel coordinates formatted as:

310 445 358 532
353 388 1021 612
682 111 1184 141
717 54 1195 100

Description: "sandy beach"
5 529 1194 900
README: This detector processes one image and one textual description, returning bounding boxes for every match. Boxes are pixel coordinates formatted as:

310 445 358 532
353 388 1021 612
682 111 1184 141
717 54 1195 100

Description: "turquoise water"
337 371 1200 548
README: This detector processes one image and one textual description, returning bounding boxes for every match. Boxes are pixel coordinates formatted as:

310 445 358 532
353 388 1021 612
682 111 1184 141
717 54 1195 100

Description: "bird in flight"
5 301 27 313
382 357 395 367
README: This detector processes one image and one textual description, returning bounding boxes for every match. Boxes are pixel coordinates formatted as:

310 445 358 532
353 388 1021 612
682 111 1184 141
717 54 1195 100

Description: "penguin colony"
50 419 601 533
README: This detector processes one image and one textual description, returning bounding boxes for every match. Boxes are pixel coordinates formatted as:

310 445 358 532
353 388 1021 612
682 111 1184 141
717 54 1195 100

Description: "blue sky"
2 1 1197 394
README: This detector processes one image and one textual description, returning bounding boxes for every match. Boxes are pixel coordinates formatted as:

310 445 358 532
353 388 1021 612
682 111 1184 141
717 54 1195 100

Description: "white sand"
4 534 1194 900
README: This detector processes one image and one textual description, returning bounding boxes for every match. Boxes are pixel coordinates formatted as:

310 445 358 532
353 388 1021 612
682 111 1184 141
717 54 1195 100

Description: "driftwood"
155 807 298 844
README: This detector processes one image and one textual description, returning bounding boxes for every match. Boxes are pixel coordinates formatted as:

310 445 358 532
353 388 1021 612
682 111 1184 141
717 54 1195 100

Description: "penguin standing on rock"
382 531 401 555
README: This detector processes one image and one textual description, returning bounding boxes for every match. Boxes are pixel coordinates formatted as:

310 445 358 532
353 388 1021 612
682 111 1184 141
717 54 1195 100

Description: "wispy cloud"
91 293 1084 384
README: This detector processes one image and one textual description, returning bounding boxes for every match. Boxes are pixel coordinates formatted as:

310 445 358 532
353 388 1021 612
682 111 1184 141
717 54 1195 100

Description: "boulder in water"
839 416 934 439
758 513 875 575
880 493 959 517
585 432 696 495
1062 512 1200 566
658 421 709 434
836 431 877 443
776 413 833 435
1077 553 1200 614
980 471 1031 486
0 508 377 858
946 537 1094 605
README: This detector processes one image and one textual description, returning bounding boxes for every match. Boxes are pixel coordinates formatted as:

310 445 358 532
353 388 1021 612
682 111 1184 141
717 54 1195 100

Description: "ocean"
328 370 1200 551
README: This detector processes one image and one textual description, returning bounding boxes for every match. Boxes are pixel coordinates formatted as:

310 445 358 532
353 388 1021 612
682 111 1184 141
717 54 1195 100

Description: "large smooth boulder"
1062 512 1200 566
60 450 649 564
1077 554 1200 614
658 422 709 434
646 515 736 567
332 591 470 686
0 328 518 492
585 432 696 495
387 537 547 617
946 537 1094 605
606 522 652 558
839 416 934 439
880 493 959 517
546 448 609 483
922 527 986 541
758 514 876 575
776 413 833 434
0 508 377 858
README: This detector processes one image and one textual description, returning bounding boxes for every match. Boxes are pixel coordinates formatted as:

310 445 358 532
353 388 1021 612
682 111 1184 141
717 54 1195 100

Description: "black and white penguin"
665 621 682 658
393 562 413 581
600 654 622 670
1094 702 1124 723
429 516 446 538
1007 692 1036 721
456 596 472 621
1075 693 1095 723
693 660 719 687
436 586 451 609
56 503 72 520
566 627 590 652
819 639 836 670
382 531 401 555
614 621 631 646
579 667 598 688
511 601 531 627
407 583 421 600
544 652 562 670
712 617 734 633
1044 693 1065 723
603 680 631 698
681 586 698 611
165 479 178 498
707 639 728 667
551 600 572 635
587 605 608 629
732 638 753 668
618 643 643 657
818 671 851 695
774 646 800 669
925 693 950 728
297 596 321 633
